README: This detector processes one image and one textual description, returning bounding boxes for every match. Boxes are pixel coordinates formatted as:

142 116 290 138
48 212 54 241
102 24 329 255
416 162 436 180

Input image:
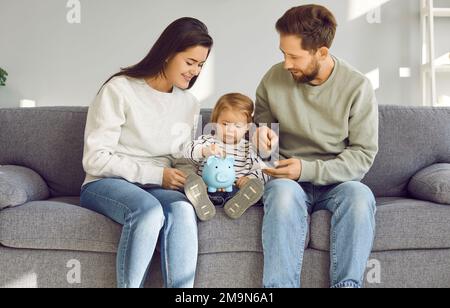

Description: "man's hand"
162 168 187 190
263 158 302 181
236 176 251 189
202 144 226 158
252 126 279 158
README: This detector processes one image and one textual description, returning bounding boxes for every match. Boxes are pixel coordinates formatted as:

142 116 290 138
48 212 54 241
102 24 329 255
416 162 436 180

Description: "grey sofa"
1 105 450 288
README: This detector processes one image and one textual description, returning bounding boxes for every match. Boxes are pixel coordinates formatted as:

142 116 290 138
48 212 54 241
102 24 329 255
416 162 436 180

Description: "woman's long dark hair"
100 17 213 92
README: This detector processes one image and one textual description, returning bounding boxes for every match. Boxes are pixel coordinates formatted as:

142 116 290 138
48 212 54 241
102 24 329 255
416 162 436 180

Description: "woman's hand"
236 176 251 189
162 168 187 190
202 143 226 158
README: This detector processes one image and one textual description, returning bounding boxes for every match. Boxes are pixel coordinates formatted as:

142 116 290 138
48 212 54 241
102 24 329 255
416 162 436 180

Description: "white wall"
0 0 449 108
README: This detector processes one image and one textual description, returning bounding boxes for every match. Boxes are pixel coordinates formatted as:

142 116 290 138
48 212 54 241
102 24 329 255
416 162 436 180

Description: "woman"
80 17 213 288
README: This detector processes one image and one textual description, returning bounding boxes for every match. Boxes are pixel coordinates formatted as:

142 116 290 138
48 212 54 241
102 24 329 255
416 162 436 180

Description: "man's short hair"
276 5 337 53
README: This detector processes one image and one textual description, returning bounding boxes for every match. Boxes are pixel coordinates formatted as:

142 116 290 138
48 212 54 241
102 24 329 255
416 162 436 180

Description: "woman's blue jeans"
80 178 198 288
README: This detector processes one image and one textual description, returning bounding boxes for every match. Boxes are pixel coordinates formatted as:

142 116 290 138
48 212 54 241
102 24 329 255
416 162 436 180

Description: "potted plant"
0 68 7 86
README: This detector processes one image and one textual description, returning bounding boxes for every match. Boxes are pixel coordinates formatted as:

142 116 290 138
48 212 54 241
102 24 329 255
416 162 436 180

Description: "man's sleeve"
254 77 277 126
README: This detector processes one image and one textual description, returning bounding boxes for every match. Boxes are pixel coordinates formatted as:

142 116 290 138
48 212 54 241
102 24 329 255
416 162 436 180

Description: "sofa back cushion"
201 106 450 198
1 106 450 198
0 107 87 197
362 106 450 197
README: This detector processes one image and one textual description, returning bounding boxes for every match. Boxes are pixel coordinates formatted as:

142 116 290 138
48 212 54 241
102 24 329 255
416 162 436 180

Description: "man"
253 4 379 288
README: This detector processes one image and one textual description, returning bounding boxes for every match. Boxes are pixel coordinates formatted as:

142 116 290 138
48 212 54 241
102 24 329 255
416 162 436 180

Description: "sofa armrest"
408 163 450 205
0 165 49 210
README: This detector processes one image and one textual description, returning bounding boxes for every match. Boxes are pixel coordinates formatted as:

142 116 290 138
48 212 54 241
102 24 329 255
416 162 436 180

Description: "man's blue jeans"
80 178 198 288
262 179 376 288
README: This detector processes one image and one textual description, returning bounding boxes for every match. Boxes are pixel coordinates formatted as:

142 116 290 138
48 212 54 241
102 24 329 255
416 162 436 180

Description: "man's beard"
291 59 320 84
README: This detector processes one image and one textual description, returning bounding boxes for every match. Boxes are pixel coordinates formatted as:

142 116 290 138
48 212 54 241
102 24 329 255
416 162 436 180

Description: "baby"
183 93 270 221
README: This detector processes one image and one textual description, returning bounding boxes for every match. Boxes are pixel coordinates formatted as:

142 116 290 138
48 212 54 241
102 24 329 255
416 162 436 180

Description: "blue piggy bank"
202 156 236 193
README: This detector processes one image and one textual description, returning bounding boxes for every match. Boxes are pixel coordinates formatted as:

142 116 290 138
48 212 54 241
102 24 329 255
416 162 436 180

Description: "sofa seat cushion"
0 199 121 253
0 198 311 255
198 206 264 254
198 205 311 254
47 196 81 206
309 197 450 252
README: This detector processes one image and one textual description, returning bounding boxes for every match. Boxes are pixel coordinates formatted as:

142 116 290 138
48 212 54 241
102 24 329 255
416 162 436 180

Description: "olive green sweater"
255 56 379 185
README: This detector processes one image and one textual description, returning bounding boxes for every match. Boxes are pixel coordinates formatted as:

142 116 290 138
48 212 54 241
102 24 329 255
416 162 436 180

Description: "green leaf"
0 67 8 86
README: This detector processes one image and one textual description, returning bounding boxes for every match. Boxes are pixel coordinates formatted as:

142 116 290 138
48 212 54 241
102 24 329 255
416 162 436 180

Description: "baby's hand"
202 144 226 158
236 176 251 189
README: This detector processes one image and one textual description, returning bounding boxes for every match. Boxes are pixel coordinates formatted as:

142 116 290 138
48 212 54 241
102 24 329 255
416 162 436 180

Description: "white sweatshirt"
82 76 200 187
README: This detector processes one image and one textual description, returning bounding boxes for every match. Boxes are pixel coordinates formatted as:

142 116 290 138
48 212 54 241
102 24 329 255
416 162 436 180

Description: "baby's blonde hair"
211 93 254 124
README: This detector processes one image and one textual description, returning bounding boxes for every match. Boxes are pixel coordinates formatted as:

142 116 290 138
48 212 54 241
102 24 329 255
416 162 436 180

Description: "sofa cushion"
0 108 88 197
198 206 264 254
198 205 311 254
0 195 262 254
0 199 308 254
0 199 121 253
0 165 49 209
408 164 450 205
362 106 450 198
2 106 450 199
309 197 450 252
0 197 263 254
47 196 81 206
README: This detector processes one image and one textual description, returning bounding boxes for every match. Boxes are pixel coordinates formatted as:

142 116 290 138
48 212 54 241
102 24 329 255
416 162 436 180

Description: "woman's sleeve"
82 81 164 185
182 135 214 165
